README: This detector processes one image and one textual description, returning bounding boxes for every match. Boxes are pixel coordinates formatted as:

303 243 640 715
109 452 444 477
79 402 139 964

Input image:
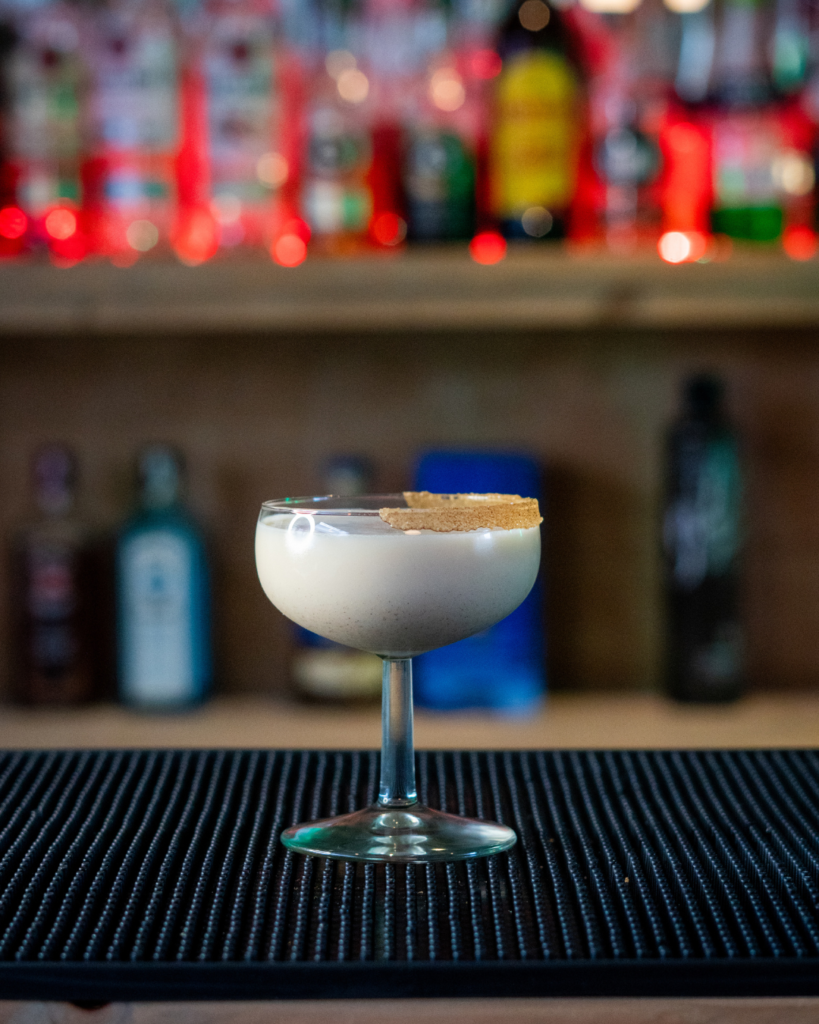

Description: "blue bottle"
116 444 212 710
413 450 546 715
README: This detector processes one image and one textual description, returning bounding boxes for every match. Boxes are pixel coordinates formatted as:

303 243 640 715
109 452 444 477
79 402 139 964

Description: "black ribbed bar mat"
0 749 818 1000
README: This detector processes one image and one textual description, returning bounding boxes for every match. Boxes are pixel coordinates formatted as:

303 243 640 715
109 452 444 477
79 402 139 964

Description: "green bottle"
710 0 782 243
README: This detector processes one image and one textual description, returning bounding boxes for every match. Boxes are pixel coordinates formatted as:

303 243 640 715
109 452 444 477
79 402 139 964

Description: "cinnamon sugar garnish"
379 492 542 533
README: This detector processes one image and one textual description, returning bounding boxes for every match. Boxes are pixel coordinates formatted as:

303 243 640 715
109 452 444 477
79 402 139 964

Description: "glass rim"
260 494 405 517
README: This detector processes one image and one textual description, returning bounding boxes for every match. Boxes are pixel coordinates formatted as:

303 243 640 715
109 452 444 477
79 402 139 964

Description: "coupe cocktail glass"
255 494 541 862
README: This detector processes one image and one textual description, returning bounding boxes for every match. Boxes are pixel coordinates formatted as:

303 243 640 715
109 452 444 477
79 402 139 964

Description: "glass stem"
378 657 418 807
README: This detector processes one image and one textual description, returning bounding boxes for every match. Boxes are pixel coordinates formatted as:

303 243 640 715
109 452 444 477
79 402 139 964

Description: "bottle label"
664 437 741 590
94 26 178 152
690 625 744 688
292 648 382 699
10 17 83 162
491 50 578 218
304 180 371 234
304 111 372 236
405 132 475 241
205 14 274 201
713 114 780 210
27 544 76 619
120 530 195 704
25 542 80 677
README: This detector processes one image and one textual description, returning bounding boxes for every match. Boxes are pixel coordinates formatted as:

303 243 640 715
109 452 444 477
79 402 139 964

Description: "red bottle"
85 0 181 264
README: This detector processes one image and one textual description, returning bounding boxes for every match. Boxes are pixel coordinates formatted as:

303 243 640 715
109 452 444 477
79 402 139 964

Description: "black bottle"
662 374 744 702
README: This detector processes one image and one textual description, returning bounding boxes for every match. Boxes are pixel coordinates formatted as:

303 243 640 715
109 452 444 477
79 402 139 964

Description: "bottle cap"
32 444 76 517
684 373 725 418
323 455 373 497
138 444 182 509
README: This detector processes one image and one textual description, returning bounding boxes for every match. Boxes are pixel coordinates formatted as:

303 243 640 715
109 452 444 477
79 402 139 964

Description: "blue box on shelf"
413 450 546 715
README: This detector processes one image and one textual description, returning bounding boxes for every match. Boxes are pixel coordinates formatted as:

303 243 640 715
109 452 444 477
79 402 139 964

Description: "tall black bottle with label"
662 374 744 702
10 445 97 704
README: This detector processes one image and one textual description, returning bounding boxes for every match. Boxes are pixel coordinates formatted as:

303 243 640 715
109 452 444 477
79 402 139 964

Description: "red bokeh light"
783 225 818 261
0 206 27 240
273 233 307 267
44 207 77 241
280 217 311 243
371 211 406 246
471 49 502 80
469 230 506 265
173 209 218 265
50 232 86 263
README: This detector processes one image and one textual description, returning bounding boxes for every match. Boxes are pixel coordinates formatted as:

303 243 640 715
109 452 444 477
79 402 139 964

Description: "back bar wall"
0 326 816 698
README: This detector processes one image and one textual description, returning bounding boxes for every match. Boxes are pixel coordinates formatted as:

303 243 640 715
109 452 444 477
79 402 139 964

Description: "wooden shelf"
2 692 818 750
0 248 818 336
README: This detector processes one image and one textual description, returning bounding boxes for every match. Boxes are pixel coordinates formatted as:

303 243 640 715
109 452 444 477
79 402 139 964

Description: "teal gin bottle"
116 445 212 710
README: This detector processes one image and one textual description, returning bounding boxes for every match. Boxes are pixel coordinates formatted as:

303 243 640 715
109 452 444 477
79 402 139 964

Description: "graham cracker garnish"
379 492 542 533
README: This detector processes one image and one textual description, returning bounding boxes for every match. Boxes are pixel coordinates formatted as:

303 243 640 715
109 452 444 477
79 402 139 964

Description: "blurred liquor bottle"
707 0 786 243
671 0 715 108
197 0 283 256
774 0 819 258
658 0 713 263
4 0 87 262
358 0 421 249
403 0 478 242
657 115 712 261
413 450 546 715
116 444 212 711
770 0 810 98
451 0 505 237
300 0 377 253
290 456 382 703
663 0 816 257
85 0 181 264
10 445 97 705
662 374 744 703
0 13 18 254
490 0 582 241
590 5 668 253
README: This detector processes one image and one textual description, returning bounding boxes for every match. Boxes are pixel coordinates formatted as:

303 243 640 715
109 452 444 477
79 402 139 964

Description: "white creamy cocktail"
255 514 540 658
255 492 542 863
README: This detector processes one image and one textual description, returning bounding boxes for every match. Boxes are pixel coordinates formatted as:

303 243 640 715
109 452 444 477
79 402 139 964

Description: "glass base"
280 803 517 863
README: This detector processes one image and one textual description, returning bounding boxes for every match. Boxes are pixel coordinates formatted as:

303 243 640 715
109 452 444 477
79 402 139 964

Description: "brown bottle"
11 445 96 704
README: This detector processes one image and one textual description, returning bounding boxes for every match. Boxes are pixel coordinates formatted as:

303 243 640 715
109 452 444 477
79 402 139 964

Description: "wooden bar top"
1 997 819 1024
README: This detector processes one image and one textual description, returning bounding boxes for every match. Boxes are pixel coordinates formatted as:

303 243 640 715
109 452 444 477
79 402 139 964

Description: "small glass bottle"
290 456 382 703
116 444 212 710
662 374 744 702
11 444 96 705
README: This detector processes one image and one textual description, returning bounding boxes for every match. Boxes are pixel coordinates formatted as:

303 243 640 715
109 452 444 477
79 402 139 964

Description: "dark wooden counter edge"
0 960 816 1001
